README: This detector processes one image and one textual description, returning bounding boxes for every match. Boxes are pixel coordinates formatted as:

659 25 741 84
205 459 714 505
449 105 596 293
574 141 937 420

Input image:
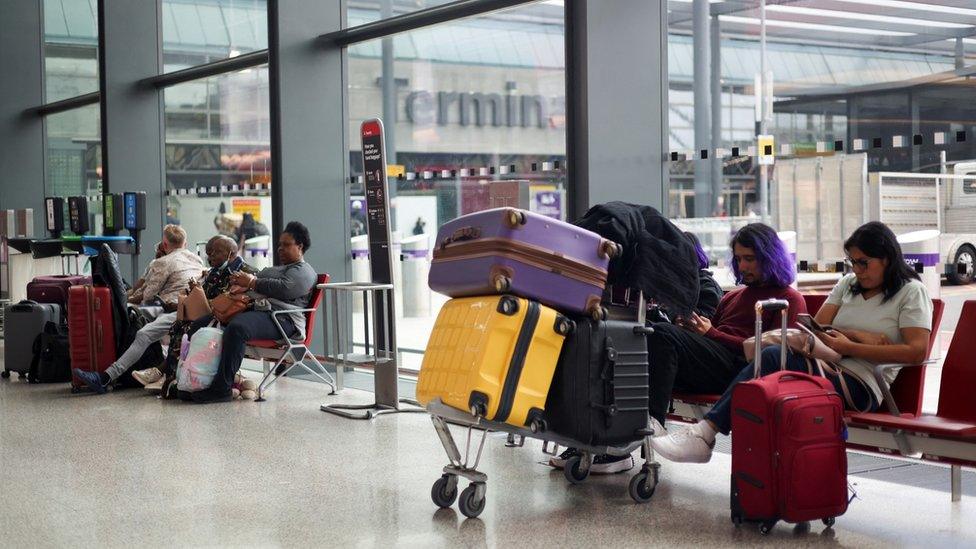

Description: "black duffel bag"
29 321 72 383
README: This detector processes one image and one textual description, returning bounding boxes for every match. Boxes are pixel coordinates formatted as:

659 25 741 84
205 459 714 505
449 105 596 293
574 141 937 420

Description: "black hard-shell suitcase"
3 300 62 379
544 317 651 446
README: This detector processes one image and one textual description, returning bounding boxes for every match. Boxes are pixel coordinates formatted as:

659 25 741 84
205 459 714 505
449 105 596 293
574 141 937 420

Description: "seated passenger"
127 224 204 310
136 235 258 393
651 221 933 463
183 221 317 403
72 235 254 394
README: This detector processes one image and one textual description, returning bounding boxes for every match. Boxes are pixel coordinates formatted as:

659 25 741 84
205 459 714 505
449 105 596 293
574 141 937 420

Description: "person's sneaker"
547 447 581 469
72 369 108 394
590 453 635 474
650 426 716 463
131 367 163 387
144 377 165 393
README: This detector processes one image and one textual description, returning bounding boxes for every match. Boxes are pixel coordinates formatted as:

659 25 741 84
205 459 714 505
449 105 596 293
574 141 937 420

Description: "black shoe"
589 453 635 475
547 448 581 469
190 389 234 404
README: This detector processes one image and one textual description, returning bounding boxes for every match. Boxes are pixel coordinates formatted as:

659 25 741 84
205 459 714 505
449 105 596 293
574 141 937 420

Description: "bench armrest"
269 308 316 344
872 359 937 416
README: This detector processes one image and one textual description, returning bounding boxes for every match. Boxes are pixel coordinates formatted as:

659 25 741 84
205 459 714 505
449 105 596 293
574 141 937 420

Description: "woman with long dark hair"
652 221 933 464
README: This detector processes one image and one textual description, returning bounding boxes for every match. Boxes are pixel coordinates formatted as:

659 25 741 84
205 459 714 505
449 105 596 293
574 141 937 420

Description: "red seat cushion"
847 412 976 438
672 393 721 405
246 339 282 349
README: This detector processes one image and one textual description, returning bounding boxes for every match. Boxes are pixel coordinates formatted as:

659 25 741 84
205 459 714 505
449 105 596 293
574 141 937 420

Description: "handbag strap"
806 358 871 413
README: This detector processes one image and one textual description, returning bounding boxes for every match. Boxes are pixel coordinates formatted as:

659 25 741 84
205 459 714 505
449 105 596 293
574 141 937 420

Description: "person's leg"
73 312 177 392
191 311 294 403
187 314 215 338
652 346 808 463
646 323 680 427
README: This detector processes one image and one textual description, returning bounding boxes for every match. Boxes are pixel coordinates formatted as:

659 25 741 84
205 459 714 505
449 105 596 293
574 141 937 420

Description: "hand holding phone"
797 314 831 333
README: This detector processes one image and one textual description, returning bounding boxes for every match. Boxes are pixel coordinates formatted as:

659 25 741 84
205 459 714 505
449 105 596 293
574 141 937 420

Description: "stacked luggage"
2 275 92 382
416 207 661 518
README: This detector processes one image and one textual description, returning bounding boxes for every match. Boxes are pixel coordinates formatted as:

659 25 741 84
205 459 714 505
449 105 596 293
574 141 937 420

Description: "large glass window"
44 0 99 102
44 104 103 233
162 0 268 72
666 0 976 266
163 65 272 265
346 3 566 369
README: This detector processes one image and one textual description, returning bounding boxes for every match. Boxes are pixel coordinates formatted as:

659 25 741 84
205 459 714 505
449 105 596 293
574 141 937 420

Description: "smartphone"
797 314 831 333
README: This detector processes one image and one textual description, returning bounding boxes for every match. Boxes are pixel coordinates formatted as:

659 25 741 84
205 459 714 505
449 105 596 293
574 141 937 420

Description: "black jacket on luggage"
574 202 700 317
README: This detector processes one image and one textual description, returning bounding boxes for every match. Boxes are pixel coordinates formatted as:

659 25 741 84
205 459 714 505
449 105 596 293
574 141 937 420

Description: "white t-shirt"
825 274 932 404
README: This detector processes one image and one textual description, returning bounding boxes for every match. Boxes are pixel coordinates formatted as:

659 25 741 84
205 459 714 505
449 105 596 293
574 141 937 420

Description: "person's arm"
700 293 749 351
139 260 167 305
252 265 314 301
820 327 929 365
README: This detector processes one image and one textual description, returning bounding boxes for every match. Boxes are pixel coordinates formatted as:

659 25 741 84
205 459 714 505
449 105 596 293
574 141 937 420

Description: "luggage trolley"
424 289 661 519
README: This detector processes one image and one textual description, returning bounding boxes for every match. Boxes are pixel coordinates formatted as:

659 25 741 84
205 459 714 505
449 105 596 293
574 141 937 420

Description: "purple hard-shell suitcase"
27 275 92 307
429 208 619 317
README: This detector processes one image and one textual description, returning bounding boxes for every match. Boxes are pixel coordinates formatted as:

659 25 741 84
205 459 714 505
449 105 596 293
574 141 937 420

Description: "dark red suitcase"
730 299 848 534
429 208 619 317
27 275 92 306
68 285 117 390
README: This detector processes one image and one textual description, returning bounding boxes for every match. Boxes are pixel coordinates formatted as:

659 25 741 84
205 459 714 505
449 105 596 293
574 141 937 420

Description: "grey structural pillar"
99 0 165 275
0 0 45 236
268 2 349 285
565 0 669 219
692 0 711 217
710 14 722 216
956 37 965 70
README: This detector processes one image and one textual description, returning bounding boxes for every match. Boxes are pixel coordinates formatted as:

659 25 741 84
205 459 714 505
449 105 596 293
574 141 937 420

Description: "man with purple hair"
644 223 806 453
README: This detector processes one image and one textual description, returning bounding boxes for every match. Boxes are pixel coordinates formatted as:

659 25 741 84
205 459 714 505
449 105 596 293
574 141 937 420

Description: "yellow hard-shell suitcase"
417 295 574 429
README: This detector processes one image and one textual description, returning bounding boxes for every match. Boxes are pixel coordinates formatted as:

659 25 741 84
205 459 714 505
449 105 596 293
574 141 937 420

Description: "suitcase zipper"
433 238 608 288
493 300 541 423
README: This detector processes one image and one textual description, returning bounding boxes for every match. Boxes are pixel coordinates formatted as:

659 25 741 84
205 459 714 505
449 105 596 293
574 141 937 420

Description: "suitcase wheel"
554 316 574 336
505 209 527 228
458 483 486 519
493 275 512 293
629 468 658 503
497 295 519 315
591 306 607 321
564 455 590 484
0 370 9 379
822 517 835 528
430 474 458 509
600 240 623 260
759 521 777 535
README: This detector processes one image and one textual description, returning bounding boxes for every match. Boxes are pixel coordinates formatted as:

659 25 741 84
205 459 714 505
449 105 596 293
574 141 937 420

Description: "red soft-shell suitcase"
429 208 620 317
730 299 848 535
27 275 92 307
68 285 117 390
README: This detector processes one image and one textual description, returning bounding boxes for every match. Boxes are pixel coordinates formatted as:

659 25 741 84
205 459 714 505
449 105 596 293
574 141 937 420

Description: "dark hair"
685 231 709 270
729 223 795 287
844 221 918 302
283 221 311 253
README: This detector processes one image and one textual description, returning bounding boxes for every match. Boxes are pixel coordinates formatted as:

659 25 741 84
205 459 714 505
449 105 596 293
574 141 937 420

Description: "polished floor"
1 373 974 548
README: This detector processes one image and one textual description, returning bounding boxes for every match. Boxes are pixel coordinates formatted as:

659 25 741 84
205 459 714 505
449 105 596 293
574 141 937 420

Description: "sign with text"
362 119 394 286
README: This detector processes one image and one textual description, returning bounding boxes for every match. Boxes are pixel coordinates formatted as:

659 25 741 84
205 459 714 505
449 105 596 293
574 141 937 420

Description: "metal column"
710 14 723 216
692 0 712 217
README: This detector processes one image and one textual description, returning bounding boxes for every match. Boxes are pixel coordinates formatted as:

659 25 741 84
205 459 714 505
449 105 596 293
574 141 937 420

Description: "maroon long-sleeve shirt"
704 285 807 355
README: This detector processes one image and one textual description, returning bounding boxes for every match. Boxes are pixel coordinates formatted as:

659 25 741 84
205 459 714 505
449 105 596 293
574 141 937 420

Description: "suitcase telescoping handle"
752 299 790 378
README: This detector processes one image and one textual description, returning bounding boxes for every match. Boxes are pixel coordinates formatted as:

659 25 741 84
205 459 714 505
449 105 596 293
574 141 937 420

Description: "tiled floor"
1 373 974 548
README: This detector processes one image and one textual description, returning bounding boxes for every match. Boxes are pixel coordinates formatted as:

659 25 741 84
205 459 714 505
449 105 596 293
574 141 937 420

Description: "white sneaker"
144 377 165 393
131 367 163 387
649 425 715 463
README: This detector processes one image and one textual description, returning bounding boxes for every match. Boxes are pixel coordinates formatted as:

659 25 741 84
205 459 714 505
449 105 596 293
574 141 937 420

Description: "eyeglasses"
844 256 875 271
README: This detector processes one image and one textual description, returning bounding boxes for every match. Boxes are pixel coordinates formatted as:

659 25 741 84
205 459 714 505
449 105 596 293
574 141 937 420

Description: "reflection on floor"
1 373 973 548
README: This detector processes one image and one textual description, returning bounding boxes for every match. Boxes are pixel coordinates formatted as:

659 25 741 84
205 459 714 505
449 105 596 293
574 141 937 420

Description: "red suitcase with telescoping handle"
68 285 117 391
730 299 848 535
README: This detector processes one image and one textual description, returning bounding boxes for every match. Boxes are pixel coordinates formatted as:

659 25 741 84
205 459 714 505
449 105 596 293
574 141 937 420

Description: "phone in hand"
797 313 831 333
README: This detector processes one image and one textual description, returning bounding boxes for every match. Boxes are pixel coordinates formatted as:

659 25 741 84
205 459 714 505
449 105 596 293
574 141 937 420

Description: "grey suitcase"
3 300 61 379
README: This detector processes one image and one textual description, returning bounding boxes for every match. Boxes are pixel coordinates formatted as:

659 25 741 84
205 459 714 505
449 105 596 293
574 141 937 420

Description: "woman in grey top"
185 221 317 403
651 221 932 464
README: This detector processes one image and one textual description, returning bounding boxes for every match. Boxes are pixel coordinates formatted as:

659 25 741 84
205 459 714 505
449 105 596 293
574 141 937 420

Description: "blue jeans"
704 345 878 434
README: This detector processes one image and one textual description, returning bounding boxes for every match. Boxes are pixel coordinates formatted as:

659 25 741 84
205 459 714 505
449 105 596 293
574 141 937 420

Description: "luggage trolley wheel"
563 455 590 484
458 483 486 519
0 370 9 379
628 465 659 503
430 474 458 509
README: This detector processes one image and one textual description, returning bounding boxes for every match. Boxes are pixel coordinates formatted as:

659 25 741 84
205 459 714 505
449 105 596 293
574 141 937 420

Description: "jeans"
704 345 878 434
646 322 747 425
105 312 178 380
187 311 296 395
